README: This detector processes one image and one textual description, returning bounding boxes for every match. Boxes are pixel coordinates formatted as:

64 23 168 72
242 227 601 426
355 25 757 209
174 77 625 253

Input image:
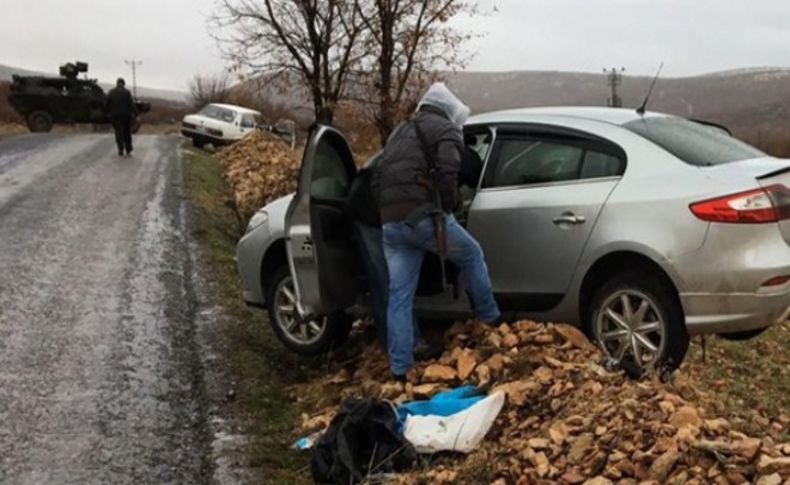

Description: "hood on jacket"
416 82 470 128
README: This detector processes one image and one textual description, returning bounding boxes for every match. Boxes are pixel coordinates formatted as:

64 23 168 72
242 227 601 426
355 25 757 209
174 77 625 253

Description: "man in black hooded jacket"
105 78 136 156
372 83 501 380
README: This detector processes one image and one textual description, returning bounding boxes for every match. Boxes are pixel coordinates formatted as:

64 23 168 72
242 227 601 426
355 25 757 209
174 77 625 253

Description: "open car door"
285 125 361 318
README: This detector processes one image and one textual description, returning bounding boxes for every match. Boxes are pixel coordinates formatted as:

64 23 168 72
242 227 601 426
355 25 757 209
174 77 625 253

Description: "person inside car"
372 82 501 381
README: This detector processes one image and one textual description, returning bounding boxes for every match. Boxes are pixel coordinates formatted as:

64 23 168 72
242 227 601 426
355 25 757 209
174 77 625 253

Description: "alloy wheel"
273 276 327 345
593 290 666 370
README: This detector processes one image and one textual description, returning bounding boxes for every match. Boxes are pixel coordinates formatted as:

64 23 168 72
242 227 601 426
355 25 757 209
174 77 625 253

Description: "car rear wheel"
589 271 689 376
27 111 53 133
192 137 206 149
266 265 352 356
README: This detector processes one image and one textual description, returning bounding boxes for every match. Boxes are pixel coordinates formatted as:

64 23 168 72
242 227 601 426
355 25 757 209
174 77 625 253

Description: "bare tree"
211 0 366 124
188 73 232 111
354 0 480 145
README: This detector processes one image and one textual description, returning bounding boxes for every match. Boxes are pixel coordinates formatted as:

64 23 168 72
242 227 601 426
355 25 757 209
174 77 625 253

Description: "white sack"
402 391 505 454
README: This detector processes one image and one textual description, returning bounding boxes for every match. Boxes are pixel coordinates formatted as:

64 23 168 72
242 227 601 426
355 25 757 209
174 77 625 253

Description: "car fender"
236 193 294 306
576 240 683 288
544 240 685 326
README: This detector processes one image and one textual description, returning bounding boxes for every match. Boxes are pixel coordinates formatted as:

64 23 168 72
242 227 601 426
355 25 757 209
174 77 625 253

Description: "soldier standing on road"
105 78 136 156
372 83 502 381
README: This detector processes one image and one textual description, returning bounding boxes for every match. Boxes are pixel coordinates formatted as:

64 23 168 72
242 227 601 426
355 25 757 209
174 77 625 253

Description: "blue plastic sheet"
396 385 485 425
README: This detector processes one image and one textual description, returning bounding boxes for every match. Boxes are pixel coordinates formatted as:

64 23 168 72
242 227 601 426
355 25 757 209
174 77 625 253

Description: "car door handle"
552 214 586 225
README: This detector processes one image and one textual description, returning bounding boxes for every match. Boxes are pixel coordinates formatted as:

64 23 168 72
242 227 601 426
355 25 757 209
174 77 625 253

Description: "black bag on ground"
310 398 417 484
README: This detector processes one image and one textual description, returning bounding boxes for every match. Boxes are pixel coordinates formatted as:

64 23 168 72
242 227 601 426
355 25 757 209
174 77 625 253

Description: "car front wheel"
265 265 352 356
589 271 689 376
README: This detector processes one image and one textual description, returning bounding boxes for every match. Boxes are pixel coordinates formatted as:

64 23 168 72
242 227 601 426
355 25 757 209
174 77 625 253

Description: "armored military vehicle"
7 61 150 133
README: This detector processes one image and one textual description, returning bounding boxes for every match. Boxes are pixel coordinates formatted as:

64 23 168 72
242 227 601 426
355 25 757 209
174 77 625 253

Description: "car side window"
240 114 255 128
483 130 626 189
485 138 584 187
311 136 351 199
581 150 624 179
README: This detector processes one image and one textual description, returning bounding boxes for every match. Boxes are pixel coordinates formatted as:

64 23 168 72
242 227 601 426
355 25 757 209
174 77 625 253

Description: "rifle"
413 119 448 290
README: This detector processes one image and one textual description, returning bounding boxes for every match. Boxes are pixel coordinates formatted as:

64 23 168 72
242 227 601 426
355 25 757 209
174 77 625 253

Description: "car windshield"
199 104 237 123
623 117 764 166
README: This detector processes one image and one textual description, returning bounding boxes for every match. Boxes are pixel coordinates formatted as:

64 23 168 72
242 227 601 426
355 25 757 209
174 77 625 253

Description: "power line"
603 67 625 108
124 60 142 98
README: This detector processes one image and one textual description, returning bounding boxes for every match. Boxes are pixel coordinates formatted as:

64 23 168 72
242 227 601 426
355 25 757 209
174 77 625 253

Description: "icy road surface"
0 134 230 484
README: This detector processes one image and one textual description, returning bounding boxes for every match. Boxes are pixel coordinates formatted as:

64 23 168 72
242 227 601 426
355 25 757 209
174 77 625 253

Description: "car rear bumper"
667 222 790 334
681 286 790 334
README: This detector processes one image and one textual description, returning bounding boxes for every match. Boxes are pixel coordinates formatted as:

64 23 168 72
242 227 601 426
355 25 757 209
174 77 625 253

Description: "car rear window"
199 105 237 123
623 117 764 166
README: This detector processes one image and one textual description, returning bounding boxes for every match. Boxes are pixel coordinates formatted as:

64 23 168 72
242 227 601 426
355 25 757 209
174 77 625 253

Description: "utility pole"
603 67 625 107
124 60 142 98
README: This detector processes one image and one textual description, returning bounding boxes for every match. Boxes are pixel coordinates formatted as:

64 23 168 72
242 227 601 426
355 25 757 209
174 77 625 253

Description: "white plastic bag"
402 392 505 454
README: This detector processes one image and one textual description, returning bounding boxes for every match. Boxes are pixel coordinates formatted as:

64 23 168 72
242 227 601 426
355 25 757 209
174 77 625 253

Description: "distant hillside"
239 67 790 137
445 69 790 134
0 63 188 103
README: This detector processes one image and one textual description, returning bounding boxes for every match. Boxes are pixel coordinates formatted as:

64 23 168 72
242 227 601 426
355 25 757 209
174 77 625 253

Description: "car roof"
208 103 262 115
466 106 671 126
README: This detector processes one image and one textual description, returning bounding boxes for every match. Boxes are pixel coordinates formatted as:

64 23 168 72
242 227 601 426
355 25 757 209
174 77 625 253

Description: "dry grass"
682 320 790 440
0 122 27 137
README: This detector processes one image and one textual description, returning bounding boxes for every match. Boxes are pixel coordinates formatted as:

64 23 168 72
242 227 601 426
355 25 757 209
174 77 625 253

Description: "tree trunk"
376 9 396 147
316 105 334 125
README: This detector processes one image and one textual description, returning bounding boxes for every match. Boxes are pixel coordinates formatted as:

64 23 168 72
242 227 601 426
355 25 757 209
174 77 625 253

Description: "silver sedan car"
236 107 790 373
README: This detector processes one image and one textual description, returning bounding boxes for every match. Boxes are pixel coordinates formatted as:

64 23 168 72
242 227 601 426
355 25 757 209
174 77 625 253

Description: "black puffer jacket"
372 105 464 223
105 86 136 118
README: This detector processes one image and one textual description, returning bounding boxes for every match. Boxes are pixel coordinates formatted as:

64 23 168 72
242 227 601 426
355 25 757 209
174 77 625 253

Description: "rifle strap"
413 118 438 176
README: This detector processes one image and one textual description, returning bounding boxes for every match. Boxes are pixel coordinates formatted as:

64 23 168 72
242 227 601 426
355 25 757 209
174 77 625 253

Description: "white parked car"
181 103 264 148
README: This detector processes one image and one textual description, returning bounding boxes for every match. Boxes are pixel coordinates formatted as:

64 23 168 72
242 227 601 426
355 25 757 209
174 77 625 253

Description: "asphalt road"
0 134 221 484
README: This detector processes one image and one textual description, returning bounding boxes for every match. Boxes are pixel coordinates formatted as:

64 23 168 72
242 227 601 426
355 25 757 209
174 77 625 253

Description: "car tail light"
761 275 790 287
182 122 196 129
207 128 223 137
690 185 790 223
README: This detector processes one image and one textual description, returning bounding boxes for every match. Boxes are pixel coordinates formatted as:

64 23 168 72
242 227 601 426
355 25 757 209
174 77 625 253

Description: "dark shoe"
118 150 124 156
486 312 516 327
391 373 407 383
413 340 444 361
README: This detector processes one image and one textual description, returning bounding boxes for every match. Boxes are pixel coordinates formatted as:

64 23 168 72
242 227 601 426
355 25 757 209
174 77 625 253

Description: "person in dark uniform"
105 78 136 156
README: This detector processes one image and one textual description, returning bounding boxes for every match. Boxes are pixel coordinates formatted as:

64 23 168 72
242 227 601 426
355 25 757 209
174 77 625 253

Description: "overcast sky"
1 0 790 91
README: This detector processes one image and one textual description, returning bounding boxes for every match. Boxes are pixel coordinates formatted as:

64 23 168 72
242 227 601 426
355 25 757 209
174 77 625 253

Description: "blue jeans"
383 214 500 375
353 222 389 345
354 222 421 348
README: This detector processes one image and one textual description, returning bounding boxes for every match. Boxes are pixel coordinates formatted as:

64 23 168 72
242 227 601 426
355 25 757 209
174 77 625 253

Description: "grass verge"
181 145 315 484
682 320 789 439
